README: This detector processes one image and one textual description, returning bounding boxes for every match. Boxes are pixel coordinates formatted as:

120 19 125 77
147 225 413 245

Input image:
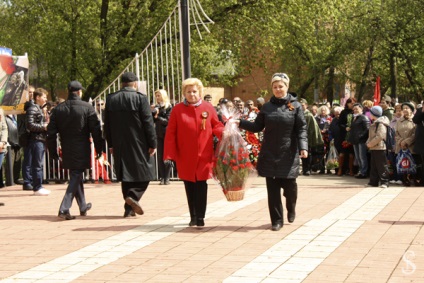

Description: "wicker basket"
224 189 245 201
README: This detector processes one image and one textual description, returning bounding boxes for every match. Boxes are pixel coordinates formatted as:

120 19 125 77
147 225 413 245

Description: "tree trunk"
399 48 424 102
357 43 375 101
389 46 397 101
324 66 335 104
100 0 109 60
298 76 315 98
70 3 78 79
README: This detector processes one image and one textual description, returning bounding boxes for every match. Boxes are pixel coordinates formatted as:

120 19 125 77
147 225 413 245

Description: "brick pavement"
0 174 423 282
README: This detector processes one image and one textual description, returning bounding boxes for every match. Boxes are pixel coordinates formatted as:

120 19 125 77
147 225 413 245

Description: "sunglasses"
273 73 289 80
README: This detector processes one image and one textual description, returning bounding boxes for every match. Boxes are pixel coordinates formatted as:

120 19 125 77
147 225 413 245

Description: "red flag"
373 76 380 106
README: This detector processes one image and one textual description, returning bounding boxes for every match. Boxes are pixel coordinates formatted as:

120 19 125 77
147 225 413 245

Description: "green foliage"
1 0 424 101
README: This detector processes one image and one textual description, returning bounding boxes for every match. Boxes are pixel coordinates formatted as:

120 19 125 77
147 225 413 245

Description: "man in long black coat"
104 72 157 217
47 81 103 220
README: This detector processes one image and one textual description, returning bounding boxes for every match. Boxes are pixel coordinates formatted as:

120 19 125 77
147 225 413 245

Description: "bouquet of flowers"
326 142 339 170
239 110 261 167
212 105 255 201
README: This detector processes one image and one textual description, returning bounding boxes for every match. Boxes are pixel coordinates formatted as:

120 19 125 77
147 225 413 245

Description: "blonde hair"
318 105 330 116
154 89 171 108
271 73 290 87
362 100 373 109
182 78 204 97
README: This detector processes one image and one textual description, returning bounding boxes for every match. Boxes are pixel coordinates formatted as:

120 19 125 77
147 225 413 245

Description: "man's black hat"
121 72 138 83
68 81 85 92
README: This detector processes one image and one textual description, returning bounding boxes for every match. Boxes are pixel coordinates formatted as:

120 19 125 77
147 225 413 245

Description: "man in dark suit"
104 72 157 217
47 81 103 220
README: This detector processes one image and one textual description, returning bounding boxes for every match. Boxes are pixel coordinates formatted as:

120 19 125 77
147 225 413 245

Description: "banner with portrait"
0 55 30 114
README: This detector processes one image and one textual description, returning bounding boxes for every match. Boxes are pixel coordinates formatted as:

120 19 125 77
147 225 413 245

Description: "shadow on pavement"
379 220 424 225
0 215 125 222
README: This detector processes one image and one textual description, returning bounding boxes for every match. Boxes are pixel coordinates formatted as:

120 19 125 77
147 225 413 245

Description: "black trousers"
59 169 88 213
369 150 389 186
157 138 171 181
265 177 298 225
122 181 149 212
184 180 207 221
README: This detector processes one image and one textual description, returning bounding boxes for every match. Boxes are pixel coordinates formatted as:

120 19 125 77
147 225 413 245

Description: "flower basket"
224 189 245 201
212 105 255 201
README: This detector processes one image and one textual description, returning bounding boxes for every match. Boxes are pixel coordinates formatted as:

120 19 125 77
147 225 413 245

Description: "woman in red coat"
164 78 224 227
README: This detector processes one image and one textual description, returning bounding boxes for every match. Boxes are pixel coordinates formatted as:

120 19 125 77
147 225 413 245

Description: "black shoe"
164 180 170 185
58 211 76 220
15 180 24 185
303 171 311 176
0 183 4 188
196 218 205 227
288 212 296 223
327 170 332 175
159 179 165 185
123 210 136 218
189 218 197 226
125 197 144 215
271 223 282 231
319 170 325 174
355 174 367 179
80 203 92 216
23 184 33 191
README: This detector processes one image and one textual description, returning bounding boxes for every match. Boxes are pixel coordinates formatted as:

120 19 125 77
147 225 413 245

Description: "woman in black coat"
412 105 424 185
237 73 308 231
347 103 370 178
152 89 172 185
338 98 356 176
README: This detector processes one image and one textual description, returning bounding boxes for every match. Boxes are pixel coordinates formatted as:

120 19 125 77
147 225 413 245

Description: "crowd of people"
297 95 424 189
1 71 423 232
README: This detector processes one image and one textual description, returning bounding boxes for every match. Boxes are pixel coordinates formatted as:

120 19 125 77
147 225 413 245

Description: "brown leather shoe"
58 212 76 220
125 197 144 215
